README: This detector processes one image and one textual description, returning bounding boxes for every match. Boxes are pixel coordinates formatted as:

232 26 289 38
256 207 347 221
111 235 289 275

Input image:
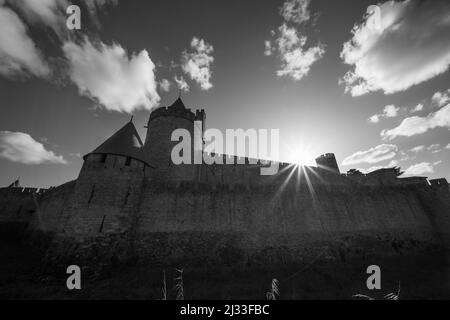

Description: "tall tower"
315 153 340 174
62 119 150 235
143 97 205 180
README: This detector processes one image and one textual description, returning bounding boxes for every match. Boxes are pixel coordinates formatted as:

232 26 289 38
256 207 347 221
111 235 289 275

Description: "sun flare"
284 142 317 166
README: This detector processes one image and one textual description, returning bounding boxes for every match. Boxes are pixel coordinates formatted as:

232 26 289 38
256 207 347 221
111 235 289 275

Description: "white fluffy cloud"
0 0 121 79
174 75 190 92
384 105 400 118
410 145 425 153
9 0 68 34
357 166 383 174
265 0 324 81
264 40 273 56
181 37 214 90
342 144 398 166
280 0 311 25
411 104 424 113
368 114 380 124
0 4 49 77
340 0 450 96
381 104 450 140
432 89 450 107
427 144 441 154
446 143 450 150
159 78 171 92
275 23 324 81
10 0 118 32
403 162 434 176
0 131 66 165
63 37 160 113
369 104 400 123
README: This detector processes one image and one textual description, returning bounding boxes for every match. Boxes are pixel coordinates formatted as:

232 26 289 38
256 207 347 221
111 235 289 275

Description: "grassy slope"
0 239 449 300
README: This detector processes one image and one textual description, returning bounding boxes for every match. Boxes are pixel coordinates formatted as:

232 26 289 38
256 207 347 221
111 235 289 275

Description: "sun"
284 143 317 166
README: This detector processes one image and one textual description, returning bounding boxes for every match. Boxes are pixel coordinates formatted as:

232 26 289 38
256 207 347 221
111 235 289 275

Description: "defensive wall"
1 97 449 267
22 159 450 266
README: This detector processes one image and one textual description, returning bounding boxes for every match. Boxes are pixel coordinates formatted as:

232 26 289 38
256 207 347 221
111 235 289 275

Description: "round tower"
315 153 340 174
143 97 205 181
63 119 150 235
82 118 150 171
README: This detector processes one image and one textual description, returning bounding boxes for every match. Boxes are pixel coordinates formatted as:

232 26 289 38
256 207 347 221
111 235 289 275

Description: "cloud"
411 103 424 113
342 144 398 166
159 79 171 92
368 114 380 124
446 143 450 150
381 104 450 140
264 40 273 56
0 4 50 77
410 145 425 153
174 75 190 92
398 151 409 162
275 23 325 81
10 0 118 32
403 162 434 176
357 166 384 174
83 0 119 27
181 37 214 90
280 0 311 25
63 37 160 114
84 0 118 16
69 152 81 158
387 159 398 167
369 104 400 123
265 0 324 81
383 105 400 118
340 0 450 96
8 0 69 34
357 157 406 174
427 144 441 153
0 131 66 164
432 89 450 107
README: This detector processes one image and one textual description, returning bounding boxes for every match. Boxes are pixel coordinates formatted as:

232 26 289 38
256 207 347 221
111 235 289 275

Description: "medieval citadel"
1 97 450 267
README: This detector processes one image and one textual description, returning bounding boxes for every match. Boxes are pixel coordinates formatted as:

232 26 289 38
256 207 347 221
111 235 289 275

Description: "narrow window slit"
99 215 106 233
88 185 95 204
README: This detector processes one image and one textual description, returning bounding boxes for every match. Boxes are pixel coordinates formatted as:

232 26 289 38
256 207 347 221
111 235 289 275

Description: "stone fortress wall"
1 97 449 264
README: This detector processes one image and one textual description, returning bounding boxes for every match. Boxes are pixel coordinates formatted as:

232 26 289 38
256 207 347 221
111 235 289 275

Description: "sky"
0 0 449 188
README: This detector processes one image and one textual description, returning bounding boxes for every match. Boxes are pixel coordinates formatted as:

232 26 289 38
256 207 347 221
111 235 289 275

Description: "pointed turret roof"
170 97 187 110
7 177 21 188
85 120 149 165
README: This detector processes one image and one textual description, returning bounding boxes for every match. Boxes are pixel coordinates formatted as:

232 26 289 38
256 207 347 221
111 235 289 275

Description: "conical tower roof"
85 120 149 165
170 97 187 110
7 177 21 188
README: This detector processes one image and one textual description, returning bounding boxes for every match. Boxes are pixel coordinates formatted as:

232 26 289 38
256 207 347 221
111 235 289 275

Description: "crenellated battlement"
149 105 197 122
148 99 205 124
430 178 450 189
0 186 48 195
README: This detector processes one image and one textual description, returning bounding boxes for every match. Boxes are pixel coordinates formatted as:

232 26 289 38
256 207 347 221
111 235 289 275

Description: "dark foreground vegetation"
1 229 449 300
